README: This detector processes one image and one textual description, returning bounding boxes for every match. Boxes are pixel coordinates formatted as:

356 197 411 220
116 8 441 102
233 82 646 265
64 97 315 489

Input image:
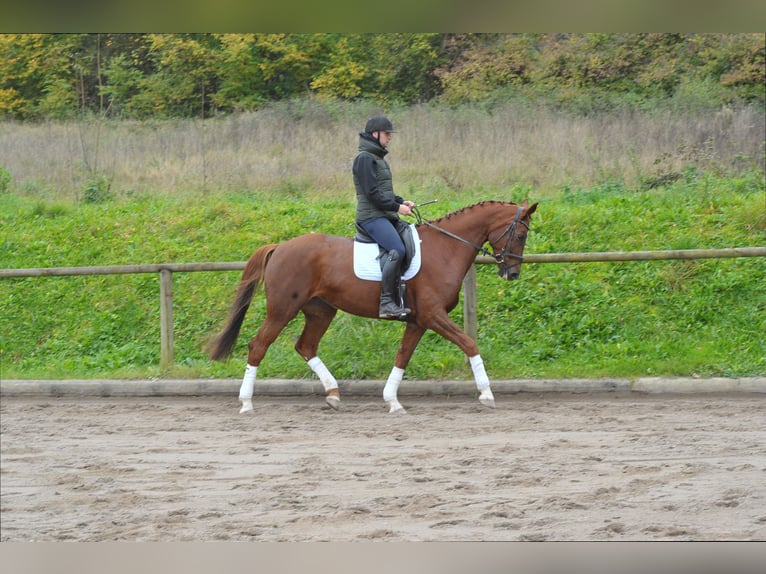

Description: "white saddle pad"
353 224 422 281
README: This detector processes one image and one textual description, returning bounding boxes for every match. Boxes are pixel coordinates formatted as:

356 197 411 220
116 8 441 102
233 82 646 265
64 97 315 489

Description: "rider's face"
377 131 393 148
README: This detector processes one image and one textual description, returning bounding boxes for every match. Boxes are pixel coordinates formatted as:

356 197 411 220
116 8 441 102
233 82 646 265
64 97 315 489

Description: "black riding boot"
379 250 410 319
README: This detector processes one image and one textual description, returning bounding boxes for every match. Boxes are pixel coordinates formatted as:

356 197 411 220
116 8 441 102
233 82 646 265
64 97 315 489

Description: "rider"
353 114 415 319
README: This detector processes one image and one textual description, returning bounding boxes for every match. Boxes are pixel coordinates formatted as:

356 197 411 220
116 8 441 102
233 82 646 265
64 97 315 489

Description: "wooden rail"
3 247 765 368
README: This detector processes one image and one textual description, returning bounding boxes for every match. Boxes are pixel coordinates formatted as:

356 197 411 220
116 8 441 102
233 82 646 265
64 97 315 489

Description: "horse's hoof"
325 395 341 410
239 399 254 414
387 401 407 414
479 389 495 409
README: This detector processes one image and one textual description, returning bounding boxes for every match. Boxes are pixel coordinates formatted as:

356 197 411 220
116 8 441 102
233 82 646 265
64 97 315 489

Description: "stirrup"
379 305 410 320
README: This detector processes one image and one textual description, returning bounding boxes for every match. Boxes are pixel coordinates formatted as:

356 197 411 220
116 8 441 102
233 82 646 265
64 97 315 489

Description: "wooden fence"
2 247 765 368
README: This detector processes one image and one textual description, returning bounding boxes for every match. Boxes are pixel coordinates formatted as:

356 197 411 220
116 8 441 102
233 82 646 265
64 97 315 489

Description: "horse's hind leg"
238 310 297 414
295 299 340 410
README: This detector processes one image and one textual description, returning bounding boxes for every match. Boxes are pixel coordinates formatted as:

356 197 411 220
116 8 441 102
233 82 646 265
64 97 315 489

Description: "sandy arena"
1 391 764 541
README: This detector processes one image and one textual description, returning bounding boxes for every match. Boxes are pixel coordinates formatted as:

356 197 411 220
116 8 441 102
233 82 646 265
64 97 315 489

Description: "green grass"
1 175 764 381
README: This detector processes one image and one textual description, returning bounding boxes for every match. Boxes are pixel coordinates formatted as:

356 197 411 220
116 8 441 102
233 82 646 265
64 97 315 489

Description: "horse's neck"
418 210 491 273
434 209 492 246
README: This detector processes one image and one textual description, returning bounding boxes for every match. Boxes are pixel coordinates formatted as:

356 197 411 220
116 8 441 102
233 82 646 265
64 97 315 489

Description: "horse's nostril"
499 268 520 281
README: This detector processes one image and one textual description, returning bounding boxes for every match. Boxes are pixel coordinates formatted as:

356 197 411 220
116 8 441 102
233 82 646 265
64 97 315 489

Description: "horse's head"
488 199 538 281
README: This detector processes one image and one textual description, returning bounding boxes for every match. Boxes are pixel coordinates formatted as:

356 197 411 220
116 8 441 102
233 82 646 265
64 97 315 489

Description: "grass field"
1 101 764 380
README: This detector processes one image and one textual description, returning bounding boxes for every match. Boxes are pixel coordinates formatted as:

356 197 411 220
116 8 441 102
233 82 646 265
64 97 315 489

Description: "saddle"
352 220 421 281
354 218 416 272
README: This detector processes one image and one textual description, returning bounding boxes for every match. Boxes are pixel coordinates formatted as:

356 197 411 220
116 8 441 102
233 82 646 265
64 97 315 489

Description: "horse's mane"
420 200 519 226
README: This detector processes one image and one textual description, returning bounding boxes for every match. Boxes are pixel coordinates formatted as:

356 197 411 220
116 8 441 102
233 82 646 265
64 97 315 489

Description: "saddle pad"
353 224 422 281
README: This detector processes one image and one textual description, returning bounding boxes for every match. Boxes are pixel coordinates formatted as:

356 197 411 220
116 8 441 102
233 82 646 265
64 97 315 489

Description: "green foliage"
212 34 266 110
100 54 145 116
0 166 10 193
363 33 444 104
1 33 763 120
437 34 535 104
439 33 766 114
309 36 367 99
1 176 764 381
81 175 113 204
129 34 221 118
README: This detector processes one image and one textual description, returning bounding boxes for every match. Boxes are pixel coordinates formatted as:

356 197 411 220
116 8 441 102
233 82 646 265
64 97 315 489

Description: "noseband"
488 206 528 263
415 205 528 263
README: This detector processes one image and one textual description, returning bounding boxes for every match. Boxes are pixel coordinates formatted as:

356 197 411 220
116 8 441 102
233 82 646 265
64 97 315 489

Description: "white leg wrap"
307 356 338 391
239 364 257 399
383 366 404 402
469 355 490 390
384 366 406 414
239 364 257 413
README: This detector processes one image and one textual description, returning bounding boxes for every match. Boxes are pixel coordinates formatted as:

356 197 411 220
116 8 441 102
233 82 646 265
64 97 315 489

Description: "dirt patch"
1 392 764 541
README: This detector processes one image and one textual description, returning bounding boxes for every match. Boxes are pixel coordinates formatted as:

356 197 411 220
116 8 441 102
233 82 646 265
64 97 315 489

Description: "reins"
413 203 527 263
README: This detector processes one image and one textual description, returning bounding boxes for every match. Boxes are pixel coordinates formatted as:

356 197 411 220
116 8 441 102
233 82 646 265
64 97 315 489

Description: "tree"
0 34 88 119
1 33 763 120
436 34 534 104
365 33 445 103
212 33 264 111
310 35 368 99
0 34 43 117
123 34 221 118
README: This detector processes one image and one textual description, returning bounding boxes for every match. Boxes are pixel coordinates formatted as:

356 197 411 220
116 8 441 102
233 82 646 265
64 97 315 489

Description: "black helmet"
365 114 395 134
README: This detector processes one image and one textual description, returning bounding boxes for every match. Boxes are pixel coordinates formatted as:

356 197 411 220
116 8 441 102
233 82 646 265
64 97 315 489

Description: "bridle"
414 204 529 263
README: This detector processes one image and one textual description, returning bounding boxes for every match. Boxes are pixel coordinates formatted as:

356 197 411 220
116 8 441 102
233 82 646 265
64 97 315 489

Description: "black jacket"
353 132 404 223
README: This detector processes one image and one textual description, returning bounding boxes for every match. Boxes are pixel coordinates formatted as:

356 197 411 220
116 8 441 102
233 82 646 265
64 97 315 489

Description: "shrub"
81 175 113 204
0 166 10 193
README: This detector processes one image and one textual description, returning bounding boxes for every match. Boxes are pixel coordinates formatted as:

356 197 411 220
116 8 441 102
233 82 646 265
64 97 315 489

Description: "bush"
0 166 10 193
81 175 113 204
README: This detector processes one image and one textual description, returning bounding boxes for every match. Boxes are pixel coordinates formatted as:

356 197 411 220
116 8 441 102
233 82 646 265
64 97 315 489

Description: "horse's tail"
209 244 279 361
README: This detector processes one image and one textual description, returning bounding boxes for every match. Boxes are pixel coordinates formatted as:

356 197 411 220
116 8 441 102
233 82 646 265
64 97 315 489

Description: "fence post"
463 264 478 342
159 268 174 369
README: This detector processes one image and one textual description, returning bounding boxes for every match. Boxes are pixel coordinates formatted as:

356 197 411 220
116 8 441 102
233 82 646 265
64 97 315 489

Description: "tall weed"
0 101 763 199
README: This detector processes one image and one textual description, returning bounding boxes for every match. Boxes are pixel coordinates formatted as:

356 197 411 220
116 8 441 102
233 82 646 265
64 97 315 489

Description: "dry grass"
1 101 763 200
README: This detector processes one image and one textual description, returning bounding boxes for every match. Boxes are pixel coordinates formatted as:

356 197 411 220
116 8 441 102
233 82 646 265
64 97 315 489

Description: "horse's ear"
525 201 538 217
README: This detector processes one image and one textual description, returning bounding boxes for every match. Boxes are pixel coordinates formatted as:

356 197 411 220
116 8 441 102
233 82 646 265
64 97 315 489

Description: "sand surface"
2 392 764 541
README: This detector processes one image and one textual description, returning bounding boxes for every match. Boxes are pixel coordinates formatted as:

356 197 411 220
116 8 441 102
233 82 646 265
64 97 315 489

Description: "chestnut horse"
209 199 538 414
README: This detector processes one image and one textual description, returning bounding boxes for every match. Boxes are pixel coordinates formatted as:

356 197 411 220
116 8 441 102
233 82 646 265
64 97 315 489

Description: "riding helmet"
365 115 395 134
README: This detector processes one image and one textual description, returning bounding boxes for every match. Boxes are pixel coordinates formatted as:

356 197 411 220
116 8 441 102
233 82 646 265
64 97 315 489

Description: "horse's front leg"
469 355 495 408
384 322 426 414
423 311 495 409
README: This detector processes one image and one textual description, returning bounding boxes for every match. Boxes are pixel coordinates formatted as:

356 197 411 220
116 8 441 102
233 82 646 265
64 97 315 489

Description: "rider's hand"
398 203 413 216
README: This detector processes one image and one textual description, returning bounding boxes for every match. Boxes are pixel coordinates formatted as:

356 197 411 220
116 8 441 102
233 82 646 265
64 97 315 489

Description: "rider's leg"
359 217 410 319
378 250 409 319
